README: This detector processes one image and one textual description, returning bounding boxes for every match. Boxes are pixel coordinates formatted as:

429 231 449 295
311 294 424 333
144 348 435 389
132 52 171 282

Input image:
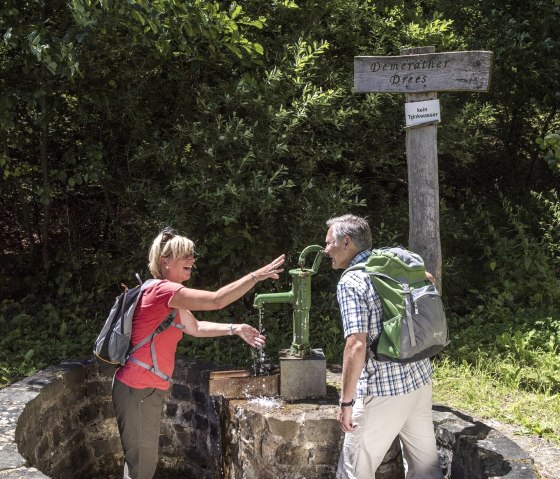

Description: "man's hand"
337 406 356 432
337 332 367 432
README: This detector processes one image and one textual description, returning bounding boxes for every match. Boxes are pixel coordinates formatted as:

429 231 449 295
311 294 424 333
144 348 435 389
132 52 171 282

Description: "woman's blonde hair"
148 227 195 278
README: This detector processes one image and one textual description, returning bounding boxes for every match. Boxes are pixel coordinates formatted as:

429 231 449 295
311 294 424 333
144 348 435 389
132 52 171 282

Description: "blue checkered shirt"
337 250 433 397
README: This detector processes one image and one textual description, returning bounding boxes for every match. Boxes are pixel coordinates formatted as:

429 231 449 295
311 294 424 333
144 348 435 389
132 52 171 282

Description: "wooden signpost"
354 47 493 290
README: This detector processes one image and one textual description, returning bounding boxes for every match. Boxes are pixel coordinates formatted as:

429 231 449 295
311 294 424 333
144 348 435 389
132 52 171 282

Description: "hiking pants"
112 377 167 479
336 382 443 479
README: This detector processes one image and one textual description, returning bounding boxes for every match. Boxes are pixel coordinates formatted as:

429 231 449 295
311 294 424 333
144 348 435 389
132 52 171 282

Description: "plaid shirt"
337 250 433 397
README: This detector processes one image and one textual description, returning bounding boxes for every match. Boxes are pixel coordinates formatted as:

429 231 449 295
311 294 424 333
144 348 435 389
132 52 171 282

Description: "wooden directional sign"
353 46 493 292
354 51 493 93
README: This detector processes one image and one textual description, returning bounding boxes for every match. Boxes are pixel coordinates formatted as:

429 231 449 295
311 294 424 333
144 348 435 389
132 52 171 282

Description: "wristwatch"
339 398 355 408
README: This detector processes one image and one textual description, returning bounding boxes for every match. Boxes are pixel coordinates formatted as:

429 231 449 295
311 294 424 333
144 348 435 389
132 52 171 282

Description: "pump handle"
298 244 324 274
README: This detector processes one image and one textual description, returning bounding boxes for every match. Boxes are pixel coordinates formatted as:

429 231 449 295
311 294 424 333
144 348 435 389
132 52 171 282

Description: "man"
324 214 443 479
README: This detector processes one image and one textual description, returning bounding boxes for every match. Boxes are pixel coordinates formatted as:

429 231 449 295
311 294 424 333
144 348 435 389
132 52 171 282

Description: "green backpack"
342 247 449 363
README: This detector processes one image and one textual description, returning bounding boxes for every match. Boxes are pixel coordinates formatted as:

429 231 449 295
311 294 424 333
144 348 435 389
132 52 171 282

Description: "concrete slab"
279 348 327 401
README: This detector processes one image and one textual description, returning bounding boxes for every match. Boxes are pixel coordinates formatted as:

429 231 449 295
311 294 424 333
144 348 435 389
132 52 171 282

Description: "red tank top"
115 280 184 390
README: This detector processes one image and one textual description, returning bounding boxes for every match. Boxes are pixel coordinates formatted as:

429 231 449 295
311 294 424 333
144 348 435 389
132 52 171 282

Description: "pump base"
279 348 326 400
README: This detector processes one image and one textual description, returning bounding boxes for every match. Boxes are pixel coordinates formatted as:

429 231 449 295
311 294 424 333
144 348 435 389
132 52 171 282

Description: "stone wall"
223 399 403 479
8 360 120 479
159 357 223 479
0 358 539 479
2 358 224 479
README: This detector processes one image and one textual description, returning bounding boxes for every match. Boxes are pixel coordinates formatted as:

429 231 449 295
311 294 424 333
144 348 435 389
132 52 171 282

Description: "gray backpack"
93 275 184 382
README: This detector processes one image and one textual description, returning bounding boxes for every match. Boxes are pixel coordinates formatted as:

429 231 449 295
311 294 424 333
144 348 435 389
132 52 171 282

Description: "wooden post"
354 48 493 292
401 46 441 289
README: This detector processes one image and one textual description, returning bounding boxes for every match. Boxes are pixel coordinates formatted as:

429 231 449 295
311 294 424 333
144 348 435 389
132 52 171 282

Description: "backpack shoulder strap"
140 278 159 291
341 263 402 286
127 310 184 382
126 278 184 383
340 262 366 278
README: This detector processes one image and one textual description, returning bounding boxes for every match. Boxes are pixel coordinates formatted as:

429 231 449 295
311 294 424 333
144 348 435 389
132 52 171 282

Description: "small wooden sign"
354 51 493 93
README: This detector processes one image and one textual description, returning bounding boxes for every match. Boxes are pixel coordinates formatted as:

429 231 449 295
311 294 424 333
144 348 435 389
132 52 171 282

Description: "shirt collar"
349 250 371 267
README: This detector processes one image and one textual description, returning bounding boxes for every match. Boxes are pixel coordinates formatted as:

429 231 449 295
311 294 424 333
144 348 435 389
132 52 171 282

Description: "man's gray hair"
326 214 372 251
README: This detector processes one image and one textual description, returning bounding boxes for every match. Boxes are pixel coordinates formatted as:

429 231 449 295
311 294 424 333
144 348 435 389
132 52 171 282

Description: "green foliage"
441 187 560 319
1 0 560 425
537 131 560 174
445 307 560 394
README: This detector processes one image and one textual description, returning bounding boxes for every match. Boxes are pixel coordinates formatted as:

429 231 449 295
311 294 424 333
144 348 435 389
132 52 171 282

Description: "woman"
112 227 285 479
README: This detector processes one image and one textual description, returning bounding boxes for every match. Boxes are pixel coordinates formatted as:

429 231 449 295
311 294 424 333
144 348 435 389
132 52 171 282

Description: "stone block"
193 389 208 408
86 379 112 397
260 432 283 462
309 443 340 465
100 398 116 419
279 349 326 400
35 435 50 462
376 460 406 479
60 367 87 391
209 373 279 399
193 413 208 431
184 444 209 466
79 402 101 424
266 416 299 441
300 416 340 443
51 425 62 448
165 402 178 417
91 435 121 457
478 436 533 462
500 462 538 479
171 383 191 401
68 443 91 474
275 442 310 466
185 366 212 387
181 408 194 422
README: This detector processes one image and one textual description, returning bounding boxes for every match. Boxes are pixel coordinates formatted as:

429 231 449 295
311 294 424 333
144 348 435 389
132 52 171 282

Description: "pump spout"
253 290 295 309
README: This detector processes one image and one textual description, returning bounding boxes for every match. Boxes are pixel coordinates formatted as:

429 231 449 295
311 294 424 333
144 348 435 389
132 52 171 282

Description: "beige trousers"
336 382 443 479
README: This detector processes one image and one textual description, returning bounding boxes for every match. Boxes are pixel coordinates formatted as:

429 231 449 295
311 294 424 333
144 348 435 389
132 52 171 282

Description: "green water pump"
253 245 324 357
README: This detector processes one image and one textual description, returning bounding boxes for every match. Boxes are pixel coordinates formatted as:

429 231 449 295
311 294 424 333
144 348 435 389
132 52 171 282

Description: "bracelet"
228 324 234 335
250 272 258 283
339 398 355 408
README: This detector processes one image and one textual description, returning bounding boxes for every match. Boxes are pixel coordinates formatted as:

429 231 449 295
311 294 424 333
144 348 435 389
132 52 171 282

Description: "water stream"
252 308 267 376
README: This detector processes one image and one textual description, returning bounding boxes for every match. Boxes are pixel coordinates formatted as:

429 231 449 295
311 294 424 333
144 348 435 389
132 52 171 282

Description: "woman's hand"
251 254 285 282
235 323 266 348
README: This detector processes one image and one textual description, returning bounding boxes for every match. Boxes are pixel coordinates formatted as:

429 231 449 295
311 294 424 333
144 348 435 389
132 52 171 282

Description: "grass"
431 307 560 448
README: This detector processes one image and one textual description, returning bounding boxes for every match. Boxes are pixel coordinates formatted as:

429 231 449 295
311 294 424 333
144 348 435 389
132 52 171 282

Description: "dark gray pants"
112 377 167 479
